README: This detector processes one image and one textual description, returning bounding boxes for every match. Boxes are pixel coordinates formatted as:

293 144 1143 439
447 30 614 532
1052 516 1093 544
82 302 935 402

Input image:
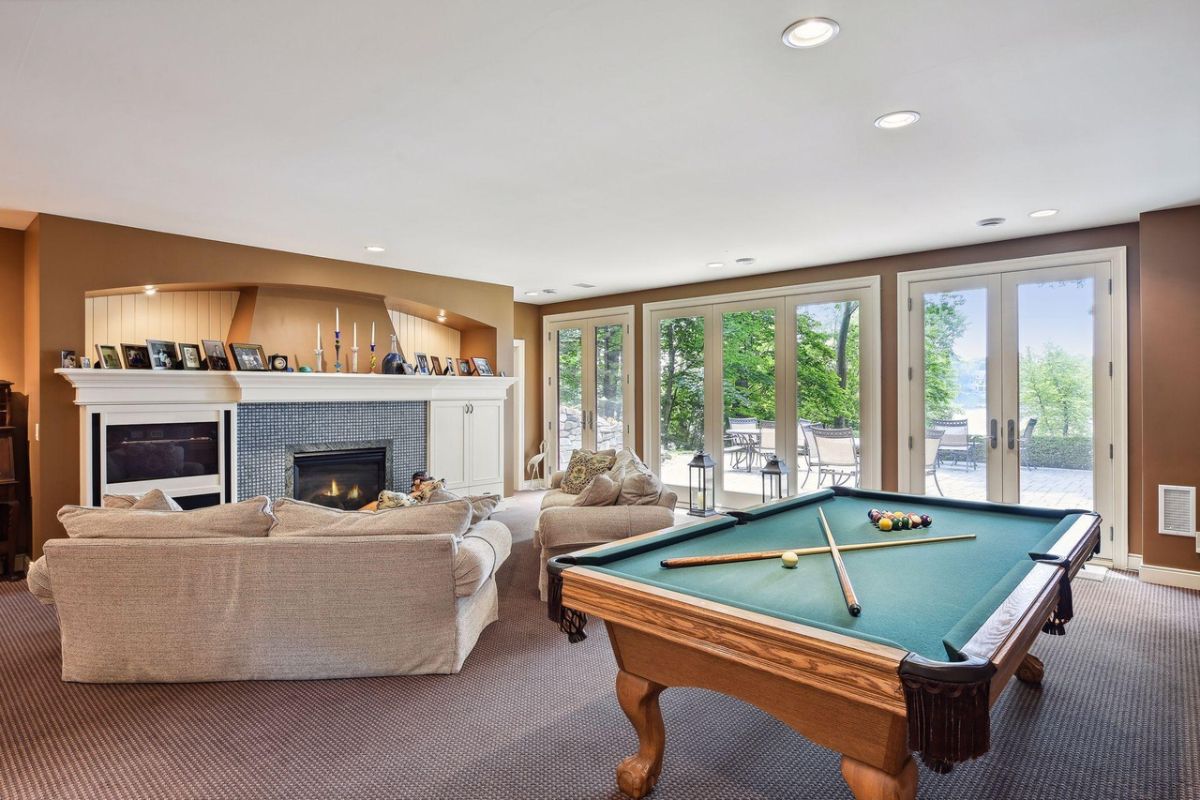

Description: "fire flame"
330 479 339 496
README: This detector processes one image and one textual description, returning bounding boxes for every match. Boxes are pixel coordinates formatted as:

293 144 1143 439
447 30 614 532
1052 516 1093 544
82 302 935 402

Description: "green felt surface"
577 489 1080 661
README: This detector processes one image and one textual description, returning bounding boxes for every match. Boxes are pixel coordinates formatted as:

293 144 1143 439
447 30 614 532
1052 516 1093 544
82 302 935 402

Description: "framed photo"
457 358 473 376
178 343 203 370
415 353 430 375
79 356 93 369
202 339 230 371
121 343 152 370
444 358 457 376
230 343 268 371
59 350 78 369
146 339 179 370
472 357 494 377
429 356 443 376
401 362 417 375
95 344 122 369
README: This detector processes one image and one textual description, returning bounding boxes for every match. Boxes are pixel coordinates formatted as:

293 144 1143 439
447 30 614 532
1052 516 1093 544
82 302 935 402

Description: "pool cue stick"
818 507 861 617
658 534 975 569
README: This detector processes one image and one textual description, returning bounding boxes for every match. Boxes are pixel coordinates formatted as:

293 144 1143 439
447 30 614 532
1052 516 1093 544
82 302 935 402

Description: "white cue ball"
781 551 799 569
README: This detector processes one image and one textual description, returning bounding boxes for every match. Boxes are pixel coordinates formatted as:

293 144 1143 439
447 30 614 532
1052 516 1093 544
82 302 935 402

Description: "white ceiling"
2 1 1198 303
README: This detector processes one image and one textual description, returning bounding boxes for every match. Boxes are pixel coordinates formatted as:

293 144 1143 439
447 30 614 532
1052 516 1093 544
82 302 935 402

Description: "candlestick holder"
334 332 342 373
314 348 324 373
369 343 377 373
351 345 359 374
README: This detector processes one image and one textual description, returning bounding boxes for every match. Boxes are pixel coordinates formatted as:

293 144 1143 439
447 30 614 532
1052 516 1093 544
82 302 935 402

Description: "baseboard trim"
1126 554 1142 571
1139 562 1200 590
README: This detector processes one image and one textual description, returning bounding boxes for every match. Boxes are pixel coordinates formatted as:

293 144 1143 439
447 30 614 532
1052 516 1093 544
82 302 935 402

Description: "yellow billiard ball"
878 517 893 532
781 551 800 569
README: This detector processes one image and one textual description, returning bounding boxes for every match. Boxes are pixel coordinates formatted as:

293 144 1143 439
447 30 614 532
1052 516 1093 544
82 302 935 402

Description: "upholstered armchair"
534 467 677 601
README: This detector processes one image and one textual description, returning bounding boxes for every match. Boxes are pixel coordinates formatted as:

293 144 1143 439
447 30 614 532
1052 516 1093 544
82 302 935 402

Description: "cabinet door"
429 401 469 490
467 400 504 489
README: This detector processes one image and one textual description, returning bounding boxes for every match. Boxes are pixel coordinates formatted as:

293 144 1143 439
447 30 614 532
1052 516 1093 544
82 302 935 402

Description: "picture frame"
95 344 122 369
146 339 179 370
229 343 269 371
401 362 418 375
178 342 204 370
457 358 473 376
429 356 443 376
59 350 78 369
202 339 230 371
415 353 431 375
444 358 457 376
121 343 152 370
79 356 93 369
472 356 494 377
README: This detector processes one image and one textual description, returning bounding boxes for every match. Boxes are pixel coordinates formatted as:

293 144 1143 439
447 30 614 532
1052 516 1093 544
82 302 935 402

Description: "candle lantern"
687 451 716 517
761 455 789 502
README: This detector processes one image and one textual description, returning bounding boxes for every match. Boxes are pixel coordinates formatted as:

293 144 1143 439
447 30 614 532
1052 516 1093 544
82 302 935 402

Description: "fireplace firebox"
291 447 387 510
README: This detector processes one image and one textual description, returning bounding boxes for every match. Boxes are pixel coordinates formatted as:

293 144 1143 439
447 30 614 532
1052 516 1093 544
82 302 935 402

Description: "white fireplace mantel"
56 369 517 406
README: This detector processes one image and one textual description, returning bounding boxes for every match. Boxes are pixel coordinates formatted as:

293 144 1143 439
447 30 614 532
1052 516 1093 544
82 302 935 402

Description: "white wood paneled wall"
85 291 240 352
388 310 461 363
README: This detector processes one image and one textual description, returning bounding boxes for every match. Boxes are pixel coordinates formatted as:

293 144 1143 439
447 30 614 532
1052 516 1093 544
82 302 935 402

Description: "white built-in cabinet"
428 400 505 497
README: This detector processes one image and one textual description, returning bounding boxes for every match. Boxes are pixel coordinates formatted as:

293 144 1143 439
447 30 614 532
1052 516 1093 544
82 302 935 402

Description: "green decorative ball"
298 366 313 373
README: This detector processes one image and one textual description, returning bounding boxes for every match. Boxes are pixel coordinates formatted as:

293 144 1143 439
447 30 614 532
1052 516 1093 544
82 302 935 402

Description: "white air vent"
1158 485 1197 546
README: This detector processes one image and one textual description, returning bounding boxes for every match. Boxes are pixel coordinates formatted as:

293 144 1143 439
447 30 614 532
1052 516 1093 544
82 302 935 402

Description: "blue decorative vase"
381 334 404 375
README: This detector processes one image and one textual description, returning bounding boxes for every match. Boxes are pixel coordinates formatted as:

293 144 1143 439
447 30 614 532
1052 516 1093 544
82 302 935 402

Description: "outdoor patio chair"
1019 417 1038 469
723 432 754 472
728 417 758 431
929 419 973 469
799 422 823 488
925 428 946 496
754 421 777 469
812 427 859 487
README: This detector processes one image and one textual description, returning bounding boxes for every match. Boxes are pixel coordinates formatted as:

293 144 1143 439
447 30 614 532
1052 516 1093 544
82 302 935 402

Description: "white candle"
371 321 375 346
317 322 321 348
353 322 358 347
335 307 340 332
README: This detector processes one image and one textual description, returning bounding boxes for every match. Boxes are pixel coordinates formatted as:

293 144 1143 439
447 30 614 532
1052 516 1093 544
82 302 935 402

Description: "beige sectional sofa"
28 493 511 683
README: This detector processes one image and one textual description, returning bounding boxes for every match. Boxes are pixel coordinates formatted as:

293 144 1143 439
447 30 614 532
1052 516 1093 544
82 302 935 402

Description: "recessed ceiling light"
542 289 557 295
874 110 921 129
1029 209 1059 218
435 312 447 323
573 283 597 289
707 262 724 269
735 257 756 267
976 217 1006 227
364 245 385 253
144 285 157 296
524 291 540 297
781 17 839 49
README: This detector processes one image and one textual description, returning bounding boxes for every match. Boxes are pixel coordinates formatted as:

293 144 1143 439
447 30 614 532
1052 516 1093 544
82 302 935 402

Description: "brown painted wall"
513 302 543 470
25 214 517 555
0 229 25 392
541 224 1143 553
1138 205 1200 572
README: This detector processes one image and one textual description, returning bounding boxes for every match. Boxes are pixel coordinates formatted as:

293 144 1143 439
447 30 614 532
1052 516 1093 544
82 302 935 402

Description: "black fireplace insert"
291 447 387 510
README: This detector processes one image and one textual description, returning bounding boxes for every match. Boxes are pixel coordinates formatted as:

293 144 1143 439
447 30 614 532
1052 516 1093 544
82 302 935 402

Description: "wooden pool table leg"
840 755 917 800
615 670 666 799
1016 653 1045 685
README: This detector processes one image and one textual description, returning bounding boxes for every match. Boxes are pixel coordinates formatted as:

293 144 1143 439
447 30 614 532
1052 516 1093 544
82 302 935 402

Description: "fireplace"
291 446 387 510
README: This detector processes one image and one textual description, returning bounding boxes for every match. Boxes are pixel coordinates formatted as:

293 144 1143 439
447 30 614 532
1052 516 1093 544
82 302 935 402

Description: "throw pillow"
429 487 501 525
58 496 274 539
561 448 617 494
573 473 621 506
271 497 472 538
617 462 665 506
608 448 644 483
101 488 183 511
377 489 418 510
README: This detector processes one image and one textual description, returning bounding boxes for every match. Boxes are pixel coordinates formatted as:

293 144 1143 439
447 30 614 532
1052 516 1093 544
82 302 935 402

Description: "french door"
544 308 634 472
648 279 881 510
900 250 1126 561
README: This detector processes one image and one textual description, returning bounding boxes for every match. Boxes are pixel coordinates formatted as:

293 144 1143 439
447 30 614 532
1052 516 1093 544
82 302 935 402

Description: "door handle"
1007 419 1016 450
989 418 999 449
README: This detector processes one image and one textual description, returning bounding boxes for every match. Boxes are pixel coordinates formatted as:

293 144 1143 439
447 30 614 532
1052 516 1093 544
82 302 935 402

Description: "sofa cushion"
271 497 471 538
539 489 578 510
561 448 616 494
58 496 275 539
102 488 183 511
429 488 501 525
26 556 54 604
573 473 621 506
617 460 665 506
453 520 513 597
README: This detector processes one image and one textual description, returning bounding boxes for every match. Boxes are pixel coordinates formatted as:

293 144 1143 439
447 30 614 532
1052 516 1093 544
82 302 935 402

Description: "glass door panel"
922 287 992 501
594 322 625 452
1010 275 1097 509
796 301 862 490
554 327 584 470
720 307 777 505
657 314 706 491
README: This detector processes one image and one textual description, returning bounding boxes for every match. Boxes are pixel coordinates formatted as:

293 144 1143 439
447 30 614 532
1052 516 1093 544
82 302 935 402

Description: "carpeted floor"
1 491 1197 799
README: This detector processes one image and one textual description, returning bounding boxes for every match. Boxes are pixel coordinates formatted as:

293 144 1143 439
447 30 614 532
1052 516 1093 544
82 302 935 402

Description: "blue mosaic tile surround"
237 402 426 500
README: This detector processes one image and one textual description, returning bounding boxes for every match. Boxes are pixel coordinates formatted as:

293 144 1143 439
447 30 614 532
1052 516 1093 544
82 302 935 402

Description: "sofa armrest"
657 489 679 509
549 470 565 489
454 521 513 598
536 505 675 551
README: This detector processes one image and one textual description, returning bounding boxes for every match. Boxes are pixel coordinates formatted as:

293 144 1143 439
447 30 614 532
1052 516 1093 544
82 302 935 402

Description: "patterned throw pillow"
561 449 616 494
376 489 419 510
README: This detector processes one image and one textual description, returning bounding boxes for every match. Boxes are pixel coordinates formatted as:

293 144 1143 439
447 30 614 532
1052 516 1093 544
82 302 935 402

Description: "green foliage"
1020 343 1092 437
722 309 777 425
796 303 860 428
924 295 968 420
555 327 582 409
659 316 706 451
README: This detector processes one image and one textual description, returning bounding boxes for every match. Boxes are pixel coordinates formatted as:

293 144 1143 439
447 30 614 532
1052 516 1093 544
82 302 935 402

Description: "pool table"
547 486 1100 800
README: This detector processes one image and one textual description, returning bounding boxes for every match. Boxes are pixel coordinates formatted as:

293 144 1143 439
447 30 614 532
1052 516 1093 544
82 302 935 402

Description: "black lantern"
687 451 716 517
761 455 789 502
